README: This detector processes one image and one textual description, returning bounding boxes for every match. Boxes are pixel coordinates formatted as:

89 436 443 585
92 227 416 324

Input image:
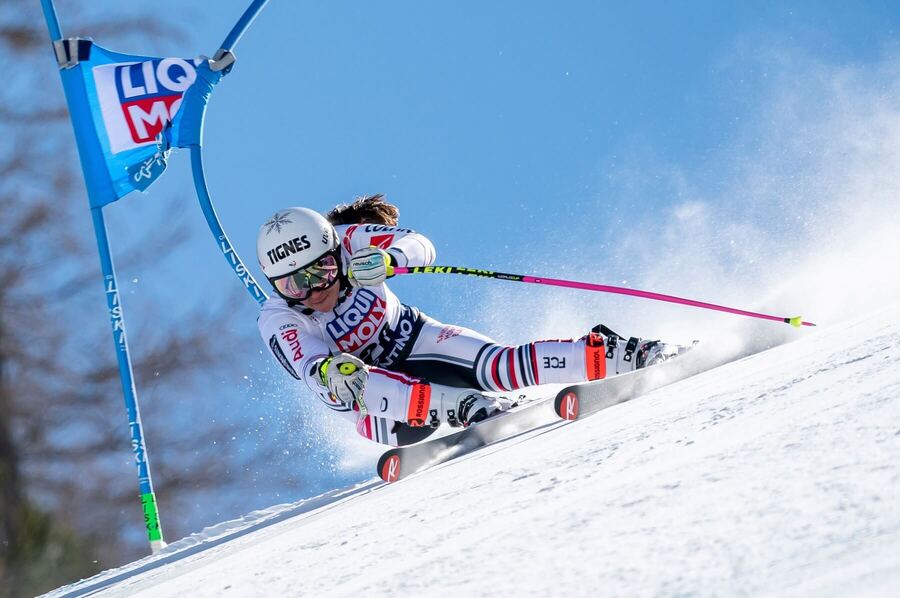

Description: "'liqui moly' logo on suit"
326 290 386 352
94 58 200 154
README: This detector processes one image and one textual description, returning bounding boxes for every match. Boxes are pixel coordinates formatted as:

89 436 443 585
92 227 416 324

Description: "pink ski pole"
389 265 816 328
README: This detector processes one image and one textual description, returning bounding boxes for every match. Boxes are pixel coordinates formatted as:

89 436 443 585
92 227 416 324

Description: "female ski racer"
257 195 685 447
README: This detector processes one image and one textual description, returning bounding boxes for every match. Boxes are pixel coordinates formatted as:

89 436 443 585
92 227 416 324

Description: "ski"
376 395 556 483
554 348 707 420
376 350 709 483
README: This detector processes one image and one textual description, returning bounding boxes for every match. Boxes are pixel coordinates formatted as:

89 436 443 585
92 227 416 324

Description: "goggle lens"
272 254 339 300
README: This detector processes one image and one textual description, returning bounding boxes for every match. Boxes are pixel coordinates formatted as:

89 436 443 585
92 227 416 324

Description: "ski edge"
552 351 710 420
375 395 555 483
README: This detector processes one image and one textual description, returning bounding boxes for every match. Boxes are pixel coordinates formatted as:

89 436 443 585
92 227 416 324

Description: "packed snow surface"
48 305 900 597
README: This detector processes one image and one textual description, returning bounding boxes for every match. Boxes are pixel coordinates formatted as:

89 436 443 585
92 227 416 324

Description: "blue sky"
49 0 900 516
92 0 900 302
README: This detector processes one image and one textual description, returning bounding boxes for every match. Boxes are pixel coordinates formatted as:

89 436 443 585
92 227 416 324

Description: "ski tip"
380 454 401 483
558 391 579 421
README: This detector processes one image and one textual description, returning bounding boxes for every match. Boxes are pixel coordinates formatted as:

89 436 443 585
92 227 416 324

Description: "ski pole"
389 265 816 328
339 362 368 418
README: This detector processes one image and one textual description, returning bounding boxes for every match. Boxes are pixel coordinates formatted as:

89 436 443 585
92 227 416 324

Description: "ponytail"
325 194 399 226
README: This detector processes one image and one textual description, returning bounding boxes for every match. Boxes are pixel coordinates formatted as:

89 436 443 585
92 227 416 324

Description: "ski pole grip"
339 362 358 375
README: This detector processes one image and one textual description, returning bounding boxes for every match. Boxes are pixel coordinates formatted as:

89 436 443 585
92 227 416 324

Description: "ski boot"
426 384 514 428
589 324 694 376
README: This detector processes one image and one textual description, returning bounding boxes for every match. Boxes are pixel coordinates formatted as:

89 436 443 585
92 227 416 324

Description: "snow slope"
48 304 900 597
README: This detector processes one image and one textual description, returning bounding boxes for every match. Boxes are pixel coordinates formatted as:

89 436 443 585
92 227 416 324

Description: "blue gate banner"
59 42 205 207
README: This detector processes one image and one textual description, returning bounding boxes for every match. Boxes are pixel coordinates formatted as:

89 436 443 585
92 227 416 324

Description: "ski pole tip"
787 315 816 328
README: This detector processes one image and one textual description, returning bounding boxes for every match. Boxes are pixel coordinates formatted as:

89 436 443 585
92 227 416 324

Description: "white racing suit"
258 223 611 447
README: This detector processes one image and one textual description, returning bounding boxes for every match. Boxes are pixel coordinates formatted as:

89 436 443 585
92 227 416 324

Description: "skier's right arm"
257 310 341 407
258 307 432 445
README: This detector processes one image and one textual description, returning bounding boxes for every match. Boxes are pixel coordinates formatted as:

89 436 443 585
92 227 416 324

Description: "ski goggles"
270 253 339 301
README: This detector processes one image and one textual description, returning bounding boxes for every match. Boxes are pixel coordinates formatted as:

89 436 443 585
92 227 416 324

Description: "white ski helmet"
256 207 338 279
